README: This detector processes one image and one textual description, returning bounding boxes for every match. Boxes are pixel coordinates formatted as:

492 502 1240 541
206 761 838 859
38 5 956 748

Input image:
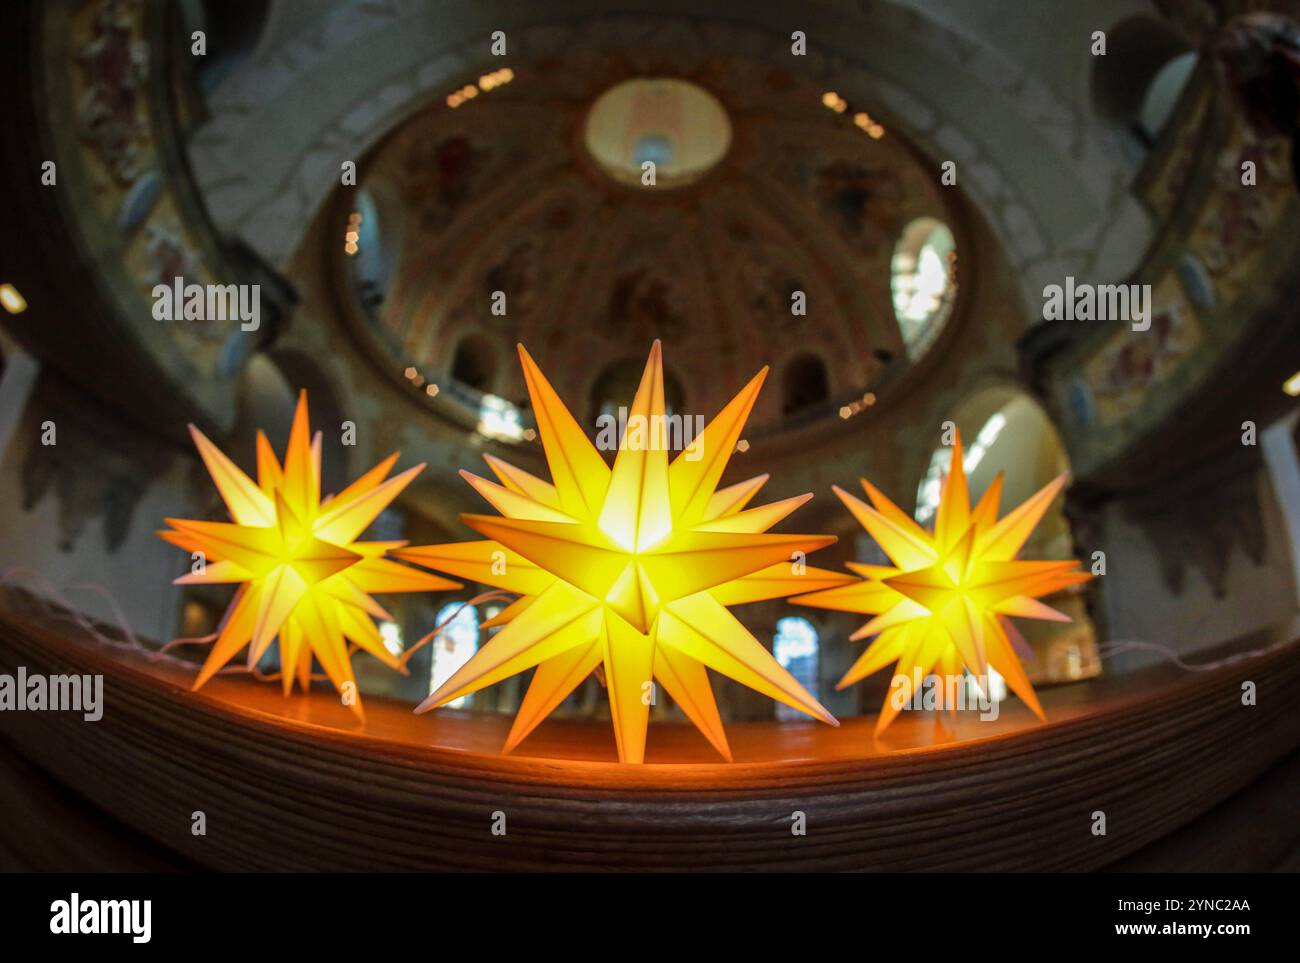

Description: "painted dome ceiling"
342 47 961 432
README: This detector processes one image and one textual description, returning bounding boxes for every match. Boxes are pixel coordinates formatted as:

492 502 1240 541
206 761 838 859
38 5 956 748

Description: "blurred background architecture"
1 0 1298 870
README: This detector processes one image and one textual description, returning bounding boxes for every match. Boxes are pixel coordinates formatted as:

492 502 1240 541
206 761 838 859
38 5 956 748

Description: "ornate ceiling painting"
350 51 955 428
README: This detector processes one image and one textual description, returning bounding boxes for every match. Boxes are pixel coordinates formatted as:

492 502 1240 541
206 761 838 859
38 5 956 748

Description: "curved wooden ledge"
1 596 1298 871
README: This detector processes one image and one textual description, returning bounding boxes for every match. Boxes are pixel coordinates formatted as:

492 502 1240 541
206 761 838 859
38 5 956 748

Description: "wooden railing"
0 589 1297 871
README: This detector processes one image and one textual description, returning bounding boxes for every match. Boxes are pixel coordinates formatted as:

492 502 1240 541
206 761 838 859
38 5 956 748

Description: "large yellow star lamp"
397 342 852 762
158 392 460 721
793 431 1092 735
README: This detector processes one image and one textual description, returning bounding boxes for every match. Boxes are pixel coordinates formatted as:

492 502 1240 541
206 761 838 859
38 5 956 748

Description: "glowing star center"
399 341 849 763
272 493 361 586
603 556 665 633
281 535 361 586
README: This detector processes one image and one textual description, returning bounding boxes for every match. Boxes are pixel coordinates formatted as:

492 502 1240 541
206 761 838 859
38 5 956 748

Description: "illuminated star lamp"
158 392 461 721
792 431 1093 735
395 341 854 763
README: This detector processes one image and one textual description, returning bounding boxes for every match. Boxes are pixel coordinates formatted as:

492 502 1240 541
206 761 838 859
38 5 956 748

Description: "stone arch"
449 333 501 394
781 352 832 417
187 1 1154 322
589 357 687 427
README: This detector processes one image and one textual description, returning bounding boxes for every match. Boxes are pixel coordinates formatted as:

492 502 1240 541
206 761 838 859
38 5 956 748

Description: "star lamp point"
397 341 852 763
158 391 461 721
793 430 1093 736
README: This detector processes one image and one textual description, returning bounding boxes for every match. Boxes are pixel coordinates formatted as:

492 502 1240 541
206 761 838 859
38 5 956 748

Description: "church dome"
339 51 961 437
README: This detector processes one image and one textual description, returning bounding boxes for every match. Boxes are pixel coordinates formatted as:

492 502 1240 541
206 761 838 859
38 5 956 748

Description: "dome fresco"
583 77 733 187
343 51 960 431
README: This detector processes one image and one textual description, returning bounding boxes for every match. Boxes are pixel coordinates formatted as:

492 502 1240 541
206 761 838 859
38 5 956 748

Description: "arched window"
1092 16 1198 161
591 360 686 423
430 603 480 709
891 218 956 358
351 189 394 312
910 391 1096 685
179 0 271 94
781 354 830 416
1137 52 1198 142
915 411 1008 525
773 617 819 721
450 335 497 392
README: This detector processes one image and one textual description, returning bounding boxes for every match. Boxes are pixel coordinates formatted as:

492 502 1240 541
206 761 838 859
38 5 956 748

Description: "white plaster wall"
0 427 197 647
1097 465 1300 669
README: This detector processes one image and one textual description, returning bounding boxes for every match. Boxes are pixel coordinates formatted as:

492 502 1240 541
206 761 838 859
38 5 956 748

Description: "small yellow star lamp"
158 392 460 720
793 431 1092 735
397 341 852 762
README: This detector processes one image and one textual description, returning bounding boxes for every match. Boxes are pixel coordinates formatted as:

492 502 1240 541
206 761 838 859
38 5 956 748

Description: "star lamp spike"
792 429 1093 736
396 341 851 763
158 391 462 721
